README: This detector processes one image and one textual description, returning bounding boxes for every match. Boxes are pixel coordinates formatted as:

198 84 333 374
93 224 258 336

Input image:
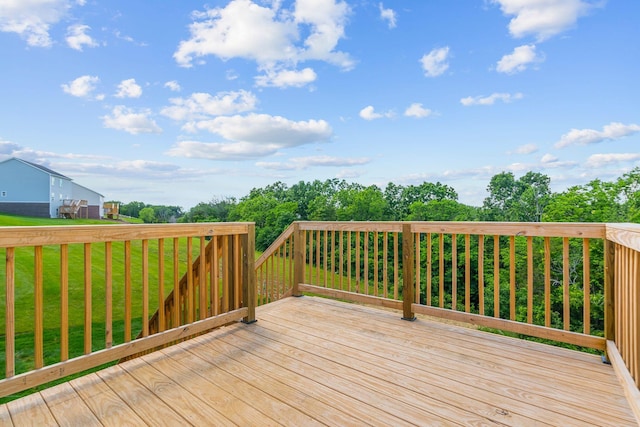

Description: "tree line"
111 167 640 251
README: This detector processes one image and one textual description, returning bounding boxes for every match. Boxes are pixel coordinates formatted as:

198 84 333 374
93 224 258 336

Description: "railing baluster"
158 238 165 332
199 237 206 320
465 234 470 313
452 234 457 311
544 237 551 327
383 232 388 299
348 231 352 292
5 247 15 378
316 230 321 286
142 239 149 337
439 233 444 308
323 230 328 288
84 243 91 355
478 235 484 316
509 236 515 320
186 237 194 322
172 238 179 328
493 235 500 318
425 233 431 305
583 238 590 335
34 246 44 369
415 232 420 304
527 237 533 324
395 232 399 300
563 237 570 331
60 244 69 361
124 240 132 342
355 231 360 293
105 242 113 348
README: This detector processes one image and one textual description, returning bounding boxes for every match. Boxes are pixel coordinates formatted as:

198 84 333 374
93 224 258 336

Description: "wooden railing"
605 223 640 419
0 222 255 398
256 221 640 396
255 224 296 305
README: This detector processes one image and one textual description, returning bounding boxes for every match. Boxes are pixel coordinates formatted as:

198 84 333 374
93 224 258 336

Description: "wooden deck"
0 296 636 426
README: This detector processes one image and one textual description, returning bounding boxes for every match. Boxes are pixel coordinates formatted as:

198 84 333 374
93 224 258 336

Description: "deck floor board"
0 296 636 426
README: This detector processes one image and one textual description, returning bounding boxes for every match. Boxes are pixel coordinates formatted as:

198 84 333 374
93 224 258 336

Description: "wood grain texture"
2 296 635 426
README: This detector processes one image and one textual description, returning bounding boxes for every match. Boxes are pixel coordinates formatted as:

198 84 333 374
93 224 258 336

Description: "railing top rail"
410 221 606 238
606 223 640 252
296 221 404 232
294 221 606 239
0 222 253 247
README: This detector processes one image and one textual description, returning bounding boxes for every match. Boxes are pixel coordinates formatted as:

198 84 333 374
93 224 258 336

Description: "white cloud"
188 113 332 145
61 75 100 98
360 106 381 120
460 92 523 106
174 0 353 73
496 44 542 74
161 90 257 121
585 153 640 168
164 80 181 92
492 0 596 41
541 153 558 163
167 113 332 160
514 143 538 155
166 140 279 160
65 23 97 51
0 138 21 155
359 105 394 121
257 155 371 170
379 3 397 29
102 106 162 135
115 78 142 98
0 0 81 47
420 47 450 77
255 67 317 88
404 103 432 118
555 122 640 148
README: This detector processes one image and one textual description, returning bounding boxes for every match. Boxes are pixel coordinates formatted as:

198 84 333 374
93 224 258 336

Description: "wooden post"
293 222 304 297
604 238 616 347
402 223 416 321
242 224 257 324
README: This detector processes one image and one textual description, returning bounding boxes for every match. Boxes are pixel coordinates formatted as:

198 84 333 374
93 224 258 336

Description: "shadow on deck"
1 296 635 426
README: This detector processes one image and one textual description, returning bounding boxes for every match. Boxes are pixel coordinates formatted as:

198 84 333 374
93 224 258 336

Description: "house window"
51 177 55 186
51 192 55 201
59 194 63 201
1 191 6 197
60 180 63 188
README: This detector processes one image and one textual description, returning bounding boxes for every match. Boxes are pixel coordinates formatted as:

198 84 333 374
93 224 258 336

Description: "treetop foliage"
115 169 639 250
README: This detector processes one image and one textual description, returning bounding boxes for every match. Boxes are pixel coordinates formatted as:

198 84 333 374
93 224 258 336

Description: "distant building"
0 157 105 219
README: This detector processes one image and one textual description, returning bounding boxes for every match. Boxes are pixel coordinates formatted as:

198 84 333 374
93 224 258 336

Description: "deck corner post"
402 223 416 321
242 223 257 324
293 222 304 297
604 237 615 348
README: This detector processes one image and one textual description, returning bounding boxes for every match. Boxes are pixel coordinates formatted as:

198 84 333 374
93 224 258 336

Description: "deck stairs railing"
0 223 255 398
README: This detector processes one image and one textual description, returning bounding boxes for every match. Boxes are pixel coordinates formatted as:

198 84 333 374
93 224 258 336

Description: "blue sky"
1 0 638 210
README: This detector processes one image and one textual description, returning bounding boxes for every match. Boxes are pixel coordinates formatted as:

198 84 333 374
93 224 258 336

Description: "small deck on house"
0 296 635 426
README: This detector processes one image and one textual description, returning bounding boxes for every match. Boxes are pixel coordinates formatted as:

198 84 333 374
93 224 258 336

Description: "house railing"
0 222 255 398
255 221 640 406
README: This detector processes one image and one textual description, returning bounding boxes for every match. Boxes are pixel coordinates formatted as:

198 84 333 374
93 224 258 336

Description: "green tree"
138 207 157 223
120 201 147 218
483 171 551 222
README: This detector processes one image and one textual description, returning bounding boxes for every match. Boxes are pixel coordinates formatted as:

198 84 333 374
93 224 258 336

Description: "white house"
0 157 105 219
